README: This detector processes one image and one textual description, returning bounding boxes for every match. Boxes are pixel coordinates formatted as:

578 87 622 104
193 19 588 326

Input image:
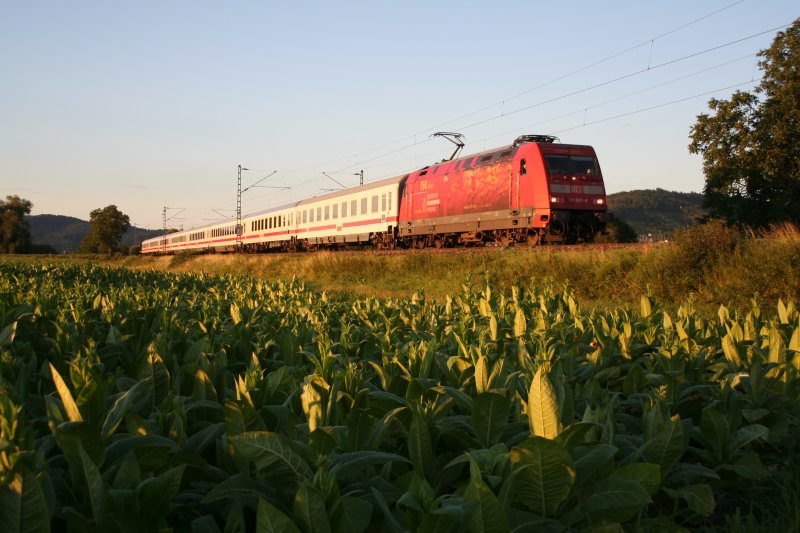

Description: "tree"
689 19 800 227
594 218 639 244
0 195 33 253
79 205 130 254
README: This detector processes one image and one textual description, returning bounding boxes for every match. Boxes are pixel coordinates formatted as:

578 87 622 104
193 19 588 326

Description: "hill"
28 214 162 253
26 189 704 251
606 189 705 238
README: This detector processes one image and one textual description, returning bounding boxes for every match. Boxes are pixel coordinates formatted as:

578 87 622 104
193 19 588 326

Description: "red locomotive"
141 135 609 254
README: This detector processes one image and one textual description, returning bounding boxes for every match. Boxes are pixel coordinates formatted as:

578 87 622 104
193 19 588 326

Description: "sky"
1 1 797 231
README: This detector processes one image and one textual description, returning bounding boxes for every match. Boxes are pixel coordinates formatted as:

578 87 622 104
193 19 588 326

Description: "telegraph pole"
162 207 184 254
236 164 248 250
162 207 167 253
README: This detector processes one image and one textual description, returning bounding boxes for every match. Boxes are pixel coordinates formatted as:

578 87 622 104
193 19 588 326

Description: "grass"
6 223 799 313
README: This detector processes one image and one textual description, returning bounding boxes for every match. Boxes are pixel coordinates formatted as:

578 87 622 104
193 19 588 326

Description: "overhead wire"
163 5 788 229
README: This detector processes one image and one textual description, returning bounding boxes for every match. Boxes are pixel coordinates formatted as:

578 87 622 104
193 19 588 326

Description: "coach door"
510 158 525 210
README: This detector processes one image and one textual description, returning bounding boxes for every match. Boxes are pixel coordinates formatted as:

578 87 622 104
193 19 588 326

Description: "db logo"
571 185 582 193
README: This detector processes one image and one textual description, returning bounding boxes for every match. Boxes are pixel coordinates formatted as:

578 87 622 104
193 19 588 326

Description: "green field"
2 254 800 531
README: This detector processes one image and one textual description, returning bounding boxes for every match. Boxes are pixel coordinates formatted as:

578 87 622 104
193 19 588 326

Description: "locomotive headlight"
551 196 560 203
594 198 605 205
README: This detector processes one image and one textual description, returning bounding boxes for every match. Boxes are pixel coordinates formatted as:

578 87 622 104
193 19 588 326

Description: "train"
141 135 610 254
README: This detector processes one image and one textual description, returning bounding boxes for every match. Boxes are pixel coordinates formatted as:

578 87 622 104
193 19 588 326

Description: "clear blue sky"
2 1 797 231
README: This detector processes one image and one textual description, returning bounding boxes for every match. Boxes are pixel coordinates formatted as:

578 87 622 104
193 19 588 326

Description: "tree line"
1 197 130 254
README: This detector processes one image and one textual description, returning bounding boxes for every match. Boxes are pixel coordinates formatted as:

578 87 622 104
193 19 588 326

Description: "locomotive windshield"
544 154 599 176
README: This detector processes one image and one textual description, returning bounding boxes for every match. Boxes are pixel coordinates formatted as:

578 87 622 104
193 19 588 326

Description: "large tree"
689 19 800 227
79 205 130 254
0 195 33 253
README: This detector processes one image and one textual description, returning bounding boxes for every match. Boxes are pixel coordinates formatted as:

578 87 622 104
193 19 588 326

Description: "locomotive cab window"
572 156 598 175
544 155 571 175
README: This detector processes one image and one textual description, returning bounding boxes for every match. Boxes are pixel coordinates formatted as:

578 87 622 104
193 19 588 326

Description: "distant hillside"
28 214 162 253
27 189 704 251
607 189 706 238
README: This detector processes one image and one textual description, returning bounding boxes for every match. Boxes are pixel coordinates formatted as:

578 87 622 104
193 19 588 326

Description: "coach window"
351 199 358 216
332 204 338 219
317 207 322 221
389 191 392 209
381 194 386 211
309 209 314 223
341 201 347 217
303 210 307 224
371 195 379 213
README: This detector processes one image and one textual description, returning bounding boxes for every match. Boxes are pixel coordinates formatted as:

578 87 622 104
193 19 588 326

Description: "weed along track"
1 260 799 530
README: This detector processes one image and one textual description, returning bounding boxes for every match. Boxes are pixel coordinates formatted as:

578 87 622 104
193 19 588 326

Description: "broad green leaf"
489 314 498 342
641 417 685 472
584 478 651 522
464 455 509 533
722 334 741 367
186 422 225 454
573 444 617 486
256 498 300 533
730 424 769 452
472 392 510 448
528 367 562 440
49 363 82 422
230 431 312 480
336 496 373 533
475 356 489 394
301 375 327 432
778 299 789 324
80 444 106 522
509 436 575 517
345 408 375 451
191 516 221 533
514 309 526 338
370 488 404 533
610 462 661 496
230 303 242 325
0 321 18 347
202 474 274 504
101 377 153 438
294 483 330 533
699 406 728 457
106 325 123 345
139 348 170 409
0 468 51 533
409 411 433 479
717 450 770 480
138 465 186 521
192 369 217 401
329 451 411 478
640 296 652 318
663 484 715 517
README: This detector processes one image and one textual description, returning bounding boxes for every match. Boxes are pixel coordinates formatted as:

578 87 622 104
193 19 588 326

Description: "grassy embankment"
13 222 800 311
